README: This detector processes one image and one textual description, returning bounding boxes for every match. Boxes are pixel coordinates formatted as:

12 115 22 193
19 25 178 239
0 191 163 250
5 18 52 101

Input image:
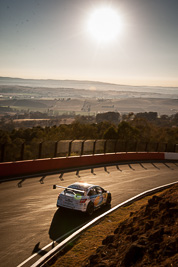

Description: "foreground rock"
83 184 178 266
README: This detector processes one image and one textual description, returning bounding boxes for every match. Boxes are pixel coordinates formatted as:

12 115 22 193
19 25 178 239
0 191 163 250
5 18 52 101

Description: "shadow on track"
151 163 160 170
139 163 147 170
1 160 177 186
32 242 48 256
163 162 174 170
17 178 26 187
49 204 111 242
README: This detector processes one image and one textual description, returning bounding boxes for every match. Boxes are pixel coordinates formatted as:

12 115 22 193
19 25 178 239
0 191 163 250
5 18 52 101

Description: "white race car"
53 182 111 215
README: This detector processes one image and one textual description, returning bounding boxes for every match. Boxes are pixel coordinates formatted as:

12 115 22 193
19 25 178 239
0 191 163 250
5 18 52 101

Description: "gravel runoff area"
51 184 178 267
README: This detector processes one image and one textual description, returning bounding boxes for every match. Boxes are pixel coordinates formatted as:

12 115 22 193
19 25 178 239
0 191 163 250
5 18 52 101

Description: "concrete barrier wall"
0 152 167 179
165 152 178 160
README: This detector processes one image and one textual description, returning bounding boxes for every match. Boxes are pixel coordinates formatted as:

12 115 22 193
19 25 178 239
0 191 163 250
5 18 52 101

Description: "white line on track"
32 181 178 267
17 180 178 267
17 222 87 267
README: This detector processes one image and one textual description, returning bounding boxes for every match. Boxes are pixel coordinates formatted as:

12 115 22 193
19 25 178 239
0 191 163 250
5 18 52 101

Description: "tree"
103 126 118 139
117 121 139 141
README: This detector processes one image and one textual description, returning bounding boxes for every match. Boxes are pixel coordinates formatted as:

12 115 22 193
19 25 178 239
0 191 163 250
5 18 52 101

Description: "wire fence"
0 139 177 162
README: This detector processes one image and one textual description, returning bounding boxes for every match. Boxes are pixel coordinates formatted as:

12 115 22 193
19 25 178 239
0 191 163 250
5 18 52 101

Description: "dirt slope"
83 184 178 267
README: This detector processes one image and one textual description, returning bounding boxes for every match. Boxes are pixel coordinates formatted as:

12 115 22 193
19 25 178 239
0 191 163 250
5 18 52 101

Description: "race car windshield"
65 185 85 196
67 184 87 196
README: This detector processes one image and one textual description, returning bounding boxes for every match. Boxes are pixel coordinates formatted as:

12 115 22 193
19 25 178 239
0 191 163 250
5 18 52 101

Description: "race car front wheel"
86 201 94 216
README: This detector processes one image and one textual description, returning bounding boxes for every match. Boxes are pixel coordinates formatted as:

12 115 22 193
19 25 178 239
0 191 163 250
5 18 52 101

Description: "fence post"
145 142 148 152
1 143 5 162
39 142 43 159
164 143 168 152
54 141 59 158
104 140 107 154
68 140 73 157
21 142 25 160
93 140 97 155
135 141 138 152
155 143 159 152
81 140 85 156
114 139 118 153
125 141 127 153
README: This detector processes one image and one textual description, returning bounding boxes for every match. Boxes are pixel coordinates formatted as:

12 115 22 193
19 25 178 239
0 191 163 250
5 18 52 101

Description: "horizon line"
0 76 178 89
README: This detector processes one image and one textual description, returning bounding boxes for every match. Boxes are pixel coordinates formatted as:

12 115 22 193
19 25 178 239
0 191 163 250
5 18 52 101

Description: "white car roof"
68 182 97 191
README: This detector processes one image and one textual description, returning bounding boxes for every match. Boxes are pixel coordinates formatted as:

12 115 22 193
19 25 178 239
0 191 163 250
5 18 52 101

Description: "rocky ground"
83 184 178 267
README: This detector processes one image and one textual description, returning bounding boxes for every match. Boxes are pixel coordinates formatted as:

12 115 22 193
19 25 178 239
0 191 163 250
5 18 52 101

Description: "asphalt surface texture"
0 161 178 267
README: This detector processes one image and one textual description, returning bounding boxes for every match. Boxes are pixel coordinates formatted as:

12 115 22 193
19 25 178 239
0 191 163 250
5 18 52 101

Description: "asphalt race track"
0 161 178 267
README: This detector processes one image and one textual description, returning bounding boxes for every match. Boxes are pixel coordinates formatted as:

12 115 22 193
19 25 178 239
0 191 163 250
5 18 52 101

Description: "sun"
87 6 122 43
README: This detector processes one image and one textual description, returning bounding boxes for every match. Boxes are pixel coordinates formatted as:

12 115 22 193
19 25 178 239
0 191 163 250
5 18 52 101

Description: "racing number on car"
103 192 107 204
94 187 103 206
94 196 101 206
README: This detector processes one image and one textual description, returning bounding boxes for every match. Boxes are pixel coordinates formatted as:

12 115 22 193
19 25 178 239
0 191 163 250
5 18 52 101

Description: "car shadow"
48 204 111 242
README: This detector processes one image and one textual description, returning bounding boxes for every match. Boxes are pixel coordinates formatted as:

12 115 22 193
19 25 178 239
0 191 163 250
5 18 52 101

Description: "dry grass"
50 191 166 267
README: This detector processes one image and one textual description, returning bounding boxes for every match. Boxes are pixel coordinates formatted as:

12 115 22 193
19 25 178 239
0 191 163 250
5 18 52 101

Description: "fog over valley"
0 77 178 99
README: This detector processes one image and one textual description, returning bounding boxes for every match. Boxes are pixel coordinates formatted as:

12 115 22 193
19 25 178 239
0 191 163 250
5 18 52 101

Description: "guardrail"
0 151 178 180
0 139 177 162
31 181 178 267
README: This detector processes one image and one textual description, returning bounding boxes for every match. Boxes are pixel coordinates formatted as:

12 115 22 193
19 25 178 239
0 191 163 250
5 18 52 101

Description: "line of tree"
0 114 177 145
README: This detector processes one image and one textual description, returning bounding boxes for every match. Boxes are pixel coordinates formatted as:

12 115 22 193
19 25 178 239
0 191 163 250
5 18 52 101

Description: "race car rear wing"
53 185 85 194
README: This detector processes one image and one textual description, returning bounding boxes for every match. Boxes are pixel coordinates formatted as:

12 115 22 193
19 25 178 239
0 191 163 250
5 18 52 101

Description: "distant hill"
0 76 177 97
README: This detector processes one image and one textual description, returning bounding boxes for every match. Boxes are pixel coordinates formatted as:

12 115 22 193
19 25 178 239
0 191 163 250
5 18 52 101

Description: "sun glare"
87 6 122 43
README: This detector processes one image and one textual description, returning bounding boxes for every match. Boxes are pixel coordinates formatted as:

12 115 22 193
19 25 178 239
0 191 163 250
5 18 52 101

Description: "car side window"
101 187 105 193
88 188 97 196
96 186 102 194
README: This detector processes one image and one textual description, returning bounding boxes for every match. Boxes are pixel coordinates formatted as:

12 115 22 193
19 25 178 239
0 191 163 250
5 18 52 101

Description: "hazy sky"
0 0 178 86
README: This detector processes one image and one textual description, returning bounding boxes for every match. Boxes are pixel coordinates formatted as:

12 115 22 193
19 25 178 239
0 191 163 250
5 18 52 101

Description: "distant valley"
0 77 177 115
